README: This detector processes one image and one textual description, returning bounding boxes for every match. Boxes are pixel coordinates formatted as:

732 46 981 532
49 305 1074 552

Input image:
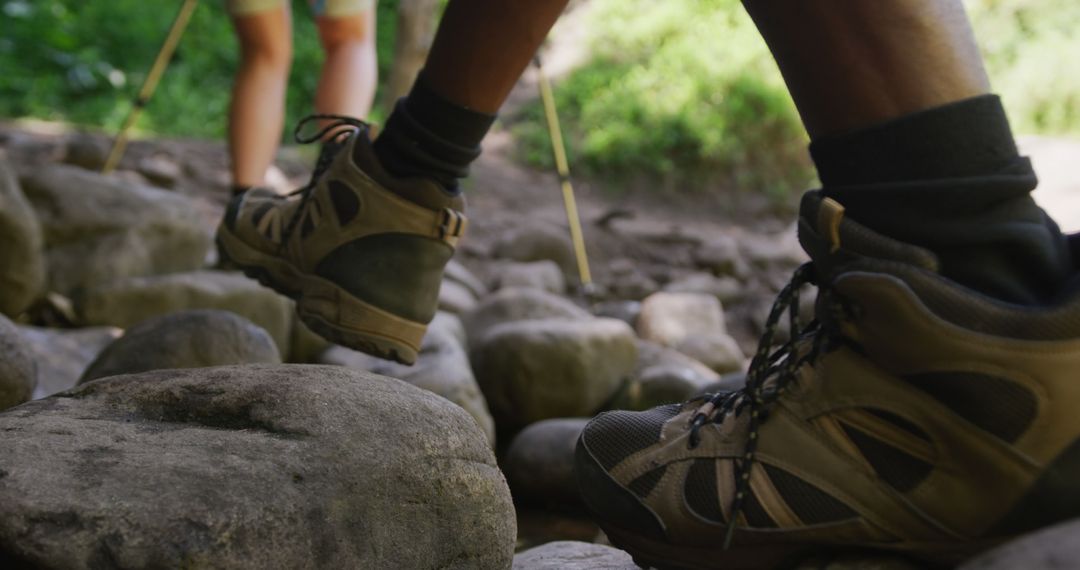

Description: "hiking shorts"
226 0 373 17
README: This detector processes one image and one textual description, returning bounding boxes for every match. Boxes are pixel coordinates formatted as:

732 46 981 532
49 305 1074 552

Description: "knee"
317 15 372 52
238 30 292 71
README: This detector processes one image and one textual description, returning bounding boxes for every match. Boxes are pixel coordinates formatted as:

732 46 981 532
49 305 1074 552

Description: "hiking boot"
216 116 467 365
576 190 1080 569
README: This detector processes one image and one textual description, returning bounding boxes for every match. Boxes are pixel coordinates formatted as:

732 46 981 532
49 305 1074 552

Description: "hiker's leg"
372 0 571 189
576 3 1080 567
743 0 989 138
743 0 1072 303
227 1 292 192
312 1 377 119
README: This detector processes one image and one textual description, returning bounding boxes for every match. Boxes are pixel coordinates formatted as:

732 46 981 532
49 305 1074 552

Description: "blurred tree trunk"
382 0 439 112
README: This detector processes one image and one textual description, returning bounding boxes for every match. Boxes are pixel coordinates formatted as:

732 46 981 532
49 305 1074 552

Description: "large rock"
503 418 589 506
472 318 637 428
462 287 590 349
958 518 1080 570
693 235 748 278
19 163 210 295
512 541 636 570
0 154 46 316
609 340 719 411
493 222 577 277
673 333 746 375
18 325 122 399
637 292 728 347
80 310 281 383
321 312 495 445
0 365 515 569
0 314 35 411
76 270 293 357
495 261 566 295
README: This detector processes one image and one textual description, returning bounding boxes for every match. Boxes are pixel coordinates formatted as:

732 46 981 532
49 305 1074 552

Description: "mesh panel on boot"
762 464 857 525
904 372 1036 443
842 424 932 492
684 459 725 524
742 489 778 528
585 405 682 470
628 466 668 499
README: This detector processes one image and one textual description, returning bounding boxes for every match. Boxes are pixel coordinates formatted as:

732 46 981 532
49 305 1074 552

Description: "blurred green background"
1 0 1077 196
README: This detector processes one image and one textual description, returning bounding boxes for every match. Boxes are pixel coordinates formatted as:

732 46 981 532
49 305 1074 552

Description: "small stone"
958 517 1080 570
472 318 637 428
674 333 746 375
0 153 46 316
693 235 747 277
504 418 590 506
592 300 642 328
495 260 567 295
609 340 719 411
664 272 743 304
18 325 122 399
79 310 281 383
445 259 489 299
137 154 181 188
462 287 590 349
63 133 111 171
512 541 636 570
740 227 807 269
439 278 479 315
0 313 34 411
637 292 728 347
76 270 293 357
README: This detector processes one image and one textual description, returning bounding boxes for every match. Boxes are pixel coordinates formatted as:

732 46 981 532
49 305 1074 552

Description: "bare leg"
228 6 292 188
314 8 377 119
743 0 991 138
423 0 570 113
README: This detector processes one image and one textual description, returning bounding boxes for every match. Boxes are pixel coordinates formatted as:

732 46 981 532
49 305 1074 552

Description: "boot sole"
601 522 999 570
216 226 424 365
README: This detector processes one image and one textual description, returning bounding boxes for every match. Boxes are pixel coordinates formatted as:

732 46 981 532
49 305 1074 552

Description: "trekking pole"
102 0 199 174
534 54 595 297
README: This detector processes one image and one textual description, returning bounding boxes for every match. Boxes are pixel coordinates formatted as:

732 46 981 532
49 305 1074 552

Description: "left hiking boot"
576 190 1080 569
216 116 467 365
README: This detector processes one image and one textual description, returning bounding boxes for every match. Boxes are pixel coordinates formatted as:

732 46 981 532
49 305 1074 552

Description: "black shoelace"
275 114 369 252
685 262 826 549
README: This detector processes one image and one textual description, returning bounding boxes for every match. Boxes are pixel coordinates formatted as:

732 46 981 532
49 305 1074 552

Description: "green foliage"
513 0 813 197
0 0 399 138
969 0 1080 135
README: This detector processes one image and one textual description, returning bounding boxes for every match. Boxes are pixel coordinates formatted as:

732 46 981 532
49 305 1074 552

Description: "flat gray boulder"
512 541 636 570
0 154 45 316
76 270 293 357
472 318 636 428
0 364 515 569
19 163 210 296
80 310 281 383
0 313 34 411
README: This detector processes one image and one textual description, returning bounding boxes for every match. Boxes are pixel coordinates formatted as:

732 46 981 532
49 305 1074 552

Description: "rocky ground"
0 119 1077 568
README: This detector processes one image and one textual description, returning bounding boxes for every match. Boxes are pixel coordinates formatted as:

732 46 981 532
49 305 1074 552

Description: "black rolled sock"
369 72 497 191
810 95 1074 305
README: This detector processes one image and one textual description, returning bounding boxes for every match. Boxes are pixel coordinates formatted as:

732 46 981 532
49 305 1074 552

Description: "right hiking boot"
576 191 1080 569
216 117 467 365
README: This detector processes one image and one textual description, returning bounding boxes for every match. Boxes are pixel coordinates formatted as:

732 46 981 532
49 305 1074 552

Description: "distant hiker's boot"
575 190 1080 569
216 117 467 365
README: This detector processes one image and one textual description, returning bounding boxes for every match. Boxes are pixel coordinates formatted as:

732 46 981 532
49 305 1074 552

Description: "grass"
0 0 402 139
